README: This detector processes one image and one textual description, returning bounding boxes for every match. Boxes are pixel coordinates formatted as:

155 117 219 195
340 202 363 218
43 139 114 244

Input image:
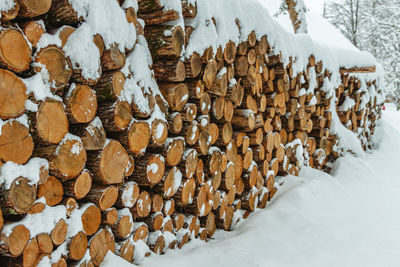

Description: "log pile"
0 0 383 266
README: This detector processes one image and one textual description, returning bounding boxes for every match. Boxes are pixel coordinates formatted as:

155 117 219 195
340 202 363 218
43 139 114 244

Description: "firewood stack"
0 0 383 266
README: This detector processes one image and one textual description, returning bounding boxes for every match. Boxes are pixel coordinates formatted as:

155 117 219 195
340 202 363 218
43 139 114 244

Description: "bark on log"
70 117 107 151
1 177 37 216
63 169 92 200
145 26 184 59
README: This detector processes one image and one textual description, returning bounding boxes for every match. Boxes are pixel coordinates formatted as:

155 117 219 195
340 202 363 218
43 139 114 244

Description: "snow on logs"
0 0 383 266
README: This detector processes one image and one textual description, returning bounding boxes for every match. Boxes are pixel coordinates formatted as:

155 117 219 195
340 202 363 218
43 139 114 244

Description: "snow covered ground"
102 104 400 267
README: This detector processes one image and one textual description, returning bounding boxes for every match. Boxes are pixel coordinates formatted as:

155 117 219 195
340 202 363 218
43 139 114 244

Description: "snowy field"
102 104 400 267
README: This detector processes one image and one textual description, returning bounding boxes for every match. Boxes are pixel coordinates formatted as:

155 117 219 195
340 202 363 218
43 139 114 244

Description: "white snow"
63 23 101 81
2 202 66 237
172 168 182 194
121 182 137 208
113 108 399 267
68 0 136 51
0 0 15 18
147 163 159 174
23 73 63 102
122 0 138 10
0 158 49 190
36 33 62 51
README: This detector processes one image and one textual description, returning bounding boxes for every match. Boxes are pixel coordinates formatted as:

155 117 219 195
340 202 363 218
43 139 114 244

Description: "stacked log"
0 0 383 266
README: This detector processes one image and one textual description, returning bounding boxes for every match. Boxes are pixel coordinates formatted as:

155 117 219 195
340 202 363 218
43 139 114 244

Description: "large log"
0 68 28 119
0 28 32 72
18 0 52 17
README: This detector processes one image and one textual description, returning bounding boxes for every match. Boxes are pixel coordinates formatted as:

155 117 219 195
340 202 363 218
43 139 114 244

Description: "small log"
81 204 101 236
112 209 134 240
145 25 184 59
85 185 118 211
70 117 107 151
193 92 211 115
131 222 148 242
33 135 86 181
95 71 125 102
224 41 237 64
215 204 233 231
147 231 165 254
231 109 255 131
178 148 198 179
183 184 213 217
138 9 179 25
208 123 219 145
339 66 376 74
117 120 151 157
235 56 249 77
102 208 118 226
22 233 53 267
86 139 129 185
48 0 81 26
118 239 134 263
115 181 140 208
203 60 218 89
98 101 132 132
153 60 186 82
89 229 115 266
0 0 19 21
101 45 126 71
168 112 183 134
20 21 45 47
1 177 37 216
0 119 33 164
64 84 97 124
131 191 151 218
182 0 197 18
159 83 189 112
129 154 165 186
174 178 196 206
34 46 72 91
38 176 63 207
151 194 164 213
150 119 168 147
63 169 92 200
185 53 202 78
51 219 67 246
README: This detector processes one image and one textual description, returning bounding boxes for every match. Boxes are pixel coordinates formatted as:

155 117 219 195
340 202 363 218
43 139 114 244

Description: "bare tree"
325 0 364 47
285 0 308 34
